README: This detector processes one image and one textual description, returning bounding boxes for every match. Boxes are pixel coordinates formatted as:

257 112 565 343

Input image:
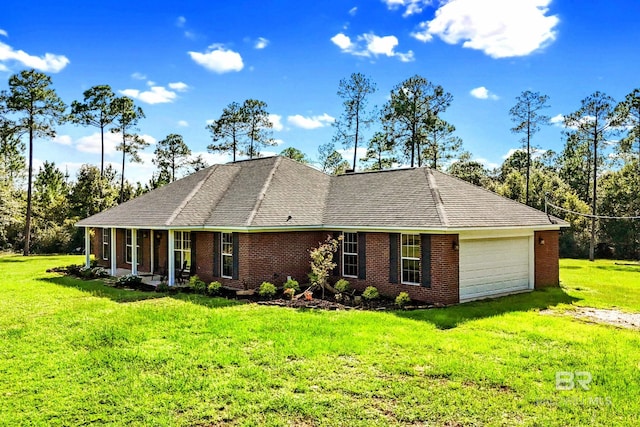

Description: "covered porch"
83 227 192 286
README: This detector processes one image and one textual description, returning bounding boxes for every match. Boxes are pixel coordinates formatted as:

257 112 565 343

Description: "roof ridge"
425 168 449 227
165 165 219 226
245 156 283 226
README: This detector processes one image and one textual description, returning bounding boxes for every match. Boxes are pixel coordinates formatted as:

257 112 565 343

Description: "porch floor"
110 268 163 286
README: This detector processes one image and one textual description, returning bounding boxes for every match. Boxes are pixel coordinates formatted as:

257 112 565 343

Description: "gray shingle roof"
76 156 565 230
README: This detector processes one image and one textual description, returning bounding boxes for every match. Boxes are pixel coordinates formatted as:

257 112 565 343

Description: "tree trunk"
120 136 126 204
23 124 34 256
589 124 598 262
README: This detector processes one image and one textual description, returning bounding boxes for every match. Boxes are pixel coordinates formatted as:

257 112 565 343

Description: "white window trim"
221 232 233 279
342 232 358 278
102 228 109 260
401 233 421 286
125 229 141 265
174 231 191 270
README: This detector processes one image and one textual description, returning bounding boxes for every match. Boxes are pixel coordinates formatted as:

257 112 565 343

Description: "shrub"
334 278 350 293
395 291 411 308
189 275 207 294
116 274 142 287
208 281 222 296
156 282 170 293
259 281 277 299
283 287 295 300
362 286 379 301
283 278 300 292
91 267 109 278
79 266 93 278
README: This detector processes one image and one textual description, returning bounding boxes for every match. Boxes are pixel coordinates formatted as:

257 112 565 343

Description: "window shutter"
389 233 399 284
421 234 431 288
190 232 197 274
358 232 366 280
213 232 221 277
232 232 239 280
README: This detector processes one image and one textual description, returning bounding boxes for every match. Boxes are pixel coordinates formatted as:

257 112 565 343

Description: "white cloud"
337 146 367 164
269 114 284 131
331 33 353 50
120 85 178 104
349 7 358 16
411 0 559 58
0 63 8 72
474 157 499 170
168 81 189 91
470 86 499 100
254 37 269 49
287 113 335 130
75 132 121 155
331 32 414 62
176 16 186 27
188 45 244 73
53 135 72 146
550 113 564 126
131 72 146 80
0 29 7 37
273 139 285 146
383 0 432 17
75 132 156 155
0 40 69 73
177 120 189 127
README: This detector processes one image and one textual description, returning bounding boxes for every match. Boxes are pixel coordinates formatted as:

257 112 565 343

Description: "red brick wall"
534 230 560 288
193 231 214 282
343 233 459 304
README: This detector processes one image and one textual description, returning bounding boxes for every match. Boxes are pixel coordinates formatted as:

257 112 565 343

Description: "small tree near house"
307 235 341 299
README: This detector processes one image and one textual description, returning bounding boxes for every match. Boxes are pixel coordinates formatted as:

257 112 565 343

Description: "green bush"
156 282 170 293
283 278 300 292
189 275 207 294
334 278 350 293
259 281 277 299
116 274 142 287
395 291 411 308
362 286 379 301
208 281 222 296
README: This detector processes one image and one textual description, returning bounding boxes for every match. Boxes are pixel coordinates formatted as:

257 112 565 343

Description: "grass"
0 254 638 426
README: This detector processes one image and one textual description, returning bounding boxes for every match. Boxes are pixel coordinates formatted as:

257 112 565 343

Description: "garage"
459 236 532 302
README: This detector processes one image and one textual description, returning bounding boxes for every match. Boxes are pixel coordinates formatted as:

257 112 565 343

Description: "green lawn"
0 255 638 426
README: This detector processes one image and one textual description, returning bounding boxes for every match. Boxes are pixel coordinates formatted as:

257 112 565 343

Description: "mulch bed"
257 297 438 311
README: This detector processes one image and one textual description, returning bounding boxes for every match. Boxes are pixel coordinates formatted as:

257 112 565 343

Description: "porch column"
131 228 138 275
150 230 155 274
110 228 117 275
84 227 91 268
168 230 175 286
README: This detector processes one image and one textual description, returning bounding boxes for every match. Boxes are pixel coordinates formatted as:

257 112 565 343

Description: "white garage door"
459 236 531 302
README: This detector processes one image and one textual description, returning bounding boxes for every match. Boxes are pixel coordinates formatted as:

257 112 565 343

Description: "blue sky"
2 0 639 183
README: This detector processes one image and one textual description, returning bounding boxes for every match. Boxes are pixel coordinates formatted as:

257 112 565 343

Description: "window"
401 234 420 285
342 232 358 278
221 232 233 278
102 228 109 260
174 231 191 270
125 229 142 265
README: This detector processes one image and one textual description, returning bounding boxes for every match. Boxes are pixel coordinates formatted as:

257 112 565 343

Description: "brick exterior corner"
534 230 560 288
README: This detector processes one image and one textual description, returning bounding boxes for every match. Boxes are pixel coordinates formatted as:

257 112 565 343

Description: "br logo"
556 371 592 391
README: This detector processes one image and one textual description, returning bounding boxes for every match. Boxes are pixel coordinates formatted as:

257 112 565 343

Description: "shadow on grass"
393 288 580 330
599 263 640 273
38 276 242 308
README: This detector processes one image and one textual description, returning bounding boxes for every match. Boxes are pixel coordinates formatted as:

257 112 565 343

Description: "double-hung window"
401 234 420 285
221 232 233 278
174 231 191 270
102 228 110 260
342 232 358 278
125 229 142 265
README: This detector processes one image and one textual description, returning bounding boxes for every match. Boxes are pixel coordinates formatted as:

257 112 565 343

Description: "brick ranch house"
76 156 567 304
